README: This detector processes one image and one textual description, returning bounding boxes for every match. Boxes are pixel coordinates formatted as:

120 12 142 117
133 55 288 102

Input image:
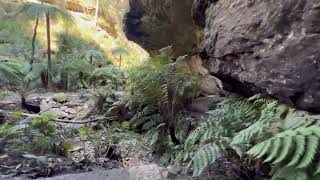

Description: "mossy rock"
52 93 67 103
63 141 85 155
111 121 120 127
121 121 130 129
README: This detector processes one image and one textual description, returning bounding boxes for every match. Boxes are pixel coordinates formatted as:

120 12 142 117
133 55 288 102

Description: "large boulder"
125 0 320 112
199 0 320 112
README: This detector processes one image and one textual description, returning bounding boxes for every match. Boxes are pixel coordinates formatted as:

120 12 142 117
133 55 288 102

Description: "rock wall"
125 0 320 112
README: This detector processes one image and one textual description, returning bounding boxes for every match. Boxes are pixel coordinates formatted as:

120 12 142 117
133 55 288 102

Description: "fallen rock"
53 93 68 103
60 106 68 111
45 108 68 118
199 74 224 96
129 164 163 180
167 165 182 179
190 96 224 112
38 169 130 180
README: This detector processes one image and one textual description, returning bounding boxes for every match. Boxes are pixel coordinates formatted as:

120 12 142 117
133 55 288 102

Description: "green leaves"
192 143 224 176
247 126 320 173
19 2 73 21
0 60 24 82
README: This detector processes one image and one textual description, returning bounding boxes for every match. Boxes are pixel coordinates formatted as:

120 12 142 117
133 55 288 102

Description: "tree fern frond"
19 2 73 22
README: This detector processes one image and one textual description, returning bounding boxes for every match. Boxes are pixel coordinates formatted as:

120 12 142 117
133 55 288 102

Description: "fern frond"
264 138 282 163
248 126 320 171
296 135 318 168
192 143 224 176
287 135 305 166
273 136 293 164
272 167 308 180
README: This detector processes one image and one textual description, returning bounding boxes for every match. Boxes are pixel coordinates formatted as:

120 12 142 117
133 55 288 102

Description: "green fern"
192 143 225 176
185 96 267 176
247 126 320 172
0 60 24 82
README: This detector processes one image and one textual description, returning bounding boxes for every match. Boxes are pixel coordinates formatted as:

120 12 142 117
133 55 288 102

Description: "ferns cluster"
184 94 320 178
126 51 200 158
247 123 320 179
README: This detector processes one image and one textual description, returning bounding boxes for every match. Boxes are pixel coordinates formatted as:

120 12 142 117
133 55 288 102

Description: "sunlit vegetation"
1 1 320 180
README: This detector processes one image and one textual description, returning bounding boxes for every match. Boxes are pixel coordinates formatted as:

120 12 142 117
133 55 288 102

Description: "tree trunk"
94 0 99 26
90 55 93 64
31 17 39 65
119 55 122 68
46 12 52 87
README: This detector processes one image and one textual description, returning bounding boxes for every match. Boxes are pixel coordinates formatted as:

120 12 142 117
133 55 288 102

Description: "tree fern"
19 2 72 21
0 60 24 82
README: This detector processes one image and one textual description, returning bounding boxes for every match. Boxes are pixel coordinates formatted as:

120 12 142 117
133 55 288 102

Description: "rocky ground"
0 90 254 180
0 91 199 180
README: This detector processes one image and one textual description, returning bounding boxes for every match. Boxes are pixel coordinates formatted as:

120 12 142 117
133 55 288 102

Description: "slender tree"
19 2 73 88
46 12 52 86
111 47 129 69
94 0 99 26
31 17 39 65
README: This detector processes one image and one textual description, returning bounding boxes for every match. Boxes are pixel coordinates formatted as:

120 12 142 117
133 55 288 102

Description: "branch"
50 116 117 124
0 109 117 124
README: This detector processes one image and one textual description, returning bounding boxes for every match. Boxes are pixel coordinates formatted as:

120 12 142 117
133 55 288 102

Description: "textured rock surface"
125 0 320 112
200 0 320 112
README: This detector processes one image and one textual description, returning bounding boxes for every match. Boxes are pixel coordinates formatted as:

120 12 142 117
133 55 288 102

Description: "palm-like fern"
0 60 24 82
18 2 74 85
19 2 72 20
111 47 129 68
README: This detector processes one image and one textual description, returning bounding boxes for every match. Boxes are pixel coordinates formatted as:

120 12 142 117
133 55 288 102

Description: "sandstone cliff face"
125 0 320 112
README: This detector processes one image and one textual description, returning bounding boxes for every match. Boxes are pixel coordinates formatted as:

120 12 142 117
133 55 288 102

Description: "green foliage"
182 94 320 178
248 125 320 180
79 127 101 141
54 33 121 90
31 113 57 135
184 96 263 176
52 93 67 103
0 60 25 82
0 123 19 139
19 2 73 21
111 47 129 56
127 52 199 156
126 53 172 105
106 127 141 145
192 144 226 176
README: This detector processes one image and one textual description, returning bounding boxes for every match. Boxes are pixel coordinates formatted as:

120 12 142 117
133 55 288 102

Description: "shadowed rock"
125 0 320 112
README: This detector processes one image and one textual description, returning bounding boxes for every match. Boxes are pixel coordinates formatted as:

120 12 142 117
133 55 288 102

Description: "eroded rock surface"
200 0 320 112
125 0 320 112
